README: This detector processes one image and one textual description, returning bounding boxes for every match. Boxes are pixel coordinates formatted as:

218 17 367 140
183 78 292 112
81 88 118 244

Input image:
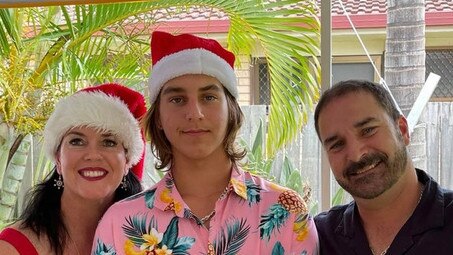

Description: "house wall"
236 54 252 105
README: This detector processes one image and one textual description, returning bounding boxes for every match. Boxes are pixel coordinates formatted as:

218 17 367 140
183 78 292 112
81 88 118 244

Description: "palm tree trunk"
385 0 426 169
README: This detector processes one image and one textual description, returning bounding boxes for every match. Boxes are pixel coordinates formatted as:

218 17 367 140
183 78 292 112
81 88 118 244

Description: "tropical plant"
242 118 348 215
0 0 320 225
241 120 310 198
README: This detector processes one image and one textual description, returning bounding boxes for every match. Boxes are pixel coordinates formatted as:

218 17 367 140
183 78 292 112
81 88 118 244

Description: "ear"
157 119 163 130
396 115 410 145
55 151 62 175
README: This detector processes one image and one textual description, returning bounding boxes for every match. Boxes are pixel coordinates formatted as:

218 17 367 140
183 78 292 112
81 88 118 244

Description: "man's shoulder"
441 187 453 212
314 202 353 229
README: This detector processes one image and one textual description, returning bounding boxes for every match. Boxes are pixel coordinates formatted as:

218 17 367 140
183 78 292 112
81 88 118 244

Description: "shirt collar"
152 165 249 217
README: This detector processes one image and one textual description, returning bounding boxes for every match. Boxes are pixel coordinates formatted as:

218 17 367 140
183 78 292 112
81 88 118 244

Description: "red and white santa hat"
43 83 147 180
148 31 238 104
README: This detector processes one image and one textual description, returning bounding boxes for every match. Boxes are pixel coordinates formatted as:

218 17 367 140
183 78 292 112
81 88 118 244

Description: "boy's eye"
69 138 85 146
103 139 118 147
204 95 217 101
169 97 184 104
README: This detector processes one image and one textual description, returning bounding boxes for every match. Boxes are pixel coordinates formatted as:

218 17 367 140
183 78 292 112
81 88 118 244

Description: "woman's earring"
120 176 127 190
54 174 64 189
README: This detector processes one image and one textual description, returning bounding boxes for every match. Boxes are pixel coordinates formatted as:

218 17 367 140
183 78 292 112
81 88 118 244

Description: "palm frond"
122 214 157 246
214 218 250 255
271 241 285 255
161 216 179 249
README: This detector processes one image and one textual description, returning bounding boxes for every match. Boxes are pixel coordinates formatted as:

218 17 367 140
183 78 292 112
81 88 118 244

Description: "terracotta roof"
326 0 453 29
329 0 453 15
149 1 453 33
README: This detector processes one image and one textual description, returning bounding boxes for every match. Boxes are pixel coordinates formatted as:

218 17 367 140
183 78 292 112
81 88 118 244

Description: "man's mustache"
344 152 388 177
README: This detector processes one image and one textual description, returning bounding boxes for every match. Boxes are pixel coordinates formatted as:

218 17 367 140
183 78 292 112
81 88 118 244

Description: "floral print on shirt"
92 167 319 255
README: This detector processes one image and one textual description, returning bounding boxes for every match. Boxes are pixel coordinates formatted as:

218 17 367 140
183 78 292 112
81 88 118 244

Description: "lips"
182 129 209 135
353 160 381 175
345 152 388 178
78 167 108 180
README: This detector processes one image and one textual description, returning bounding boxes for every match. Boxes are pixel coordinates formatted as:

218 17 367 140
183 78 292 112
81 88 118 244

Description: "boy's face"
158 74 229 161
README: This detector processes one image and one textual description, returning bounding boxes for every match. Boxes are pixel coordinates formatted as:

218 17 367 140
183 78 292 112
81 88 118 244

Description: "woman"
92 32 318 255
0 83 147 255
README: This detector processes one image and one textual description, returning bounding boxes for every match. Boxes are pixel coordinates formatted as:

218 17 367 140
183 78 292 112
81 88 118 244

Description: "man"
314 79 453 255
91 31 319 255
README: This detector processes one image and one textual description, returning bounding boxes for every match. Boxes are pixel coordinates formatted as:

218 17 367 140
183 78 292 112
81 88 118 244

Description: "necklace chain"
196 186 230 225
371 247 389 255
199 210 216 224
68 234 81 255
370 184 425 255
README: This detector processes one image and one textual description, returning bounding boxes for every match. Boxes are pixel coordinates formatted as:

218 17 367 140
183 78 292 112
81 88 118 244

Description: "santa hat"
43 83 147 180
148 31 238 105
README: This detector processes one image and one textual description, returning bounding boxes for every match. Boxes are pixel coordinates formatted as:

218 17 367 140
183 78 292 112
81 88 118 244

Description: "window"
426 49 453 101
251 58 271 105
253 55 382 105
332 55 382 84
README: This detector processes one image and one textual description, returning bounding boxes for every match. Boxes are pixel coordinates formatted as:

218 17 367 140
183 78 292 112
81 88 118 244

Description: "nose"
185 100 204 121
83 144 103 161
345 138 369 163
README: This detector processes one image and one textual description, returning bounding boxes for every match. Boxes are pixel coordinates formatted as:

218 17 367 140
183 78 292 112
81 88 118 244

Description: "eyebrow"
66 130 114 137
161 83 222 96
354 117 376 128
322 117 378 146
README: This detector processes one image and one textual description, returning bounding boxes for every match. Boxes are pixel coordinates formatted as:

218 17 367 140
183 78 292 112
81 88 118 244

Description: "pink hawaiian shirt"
92 166 319 255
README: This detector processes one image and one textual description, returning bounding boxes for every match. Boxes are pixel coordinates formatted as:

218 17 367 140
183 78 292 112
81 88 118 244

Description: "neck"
171 153 232 197
60 192 113 254
356 166 422 254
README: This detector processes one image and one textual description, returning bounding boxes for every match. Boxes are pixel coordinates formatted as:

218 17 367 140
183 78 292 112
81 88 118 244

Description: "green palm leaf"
93 239 117 255
214 218 250 255
160 217 195 254
122 214 158 246
171 236 196 254
245 179 261 206
271 241 285 255
161 216 179 249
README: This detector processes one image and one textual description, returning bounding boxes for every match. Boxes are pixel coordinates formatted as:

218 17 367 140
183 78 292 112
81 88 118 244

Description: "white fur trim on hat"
149 48 238 105
43 91 144 169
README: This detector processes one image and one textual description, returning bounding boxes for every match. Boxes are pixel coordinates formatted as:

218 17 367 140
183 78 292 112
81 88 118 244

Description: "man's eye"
69 138 85 146
329 141 344 152
362 127 376 136
103 139 118 147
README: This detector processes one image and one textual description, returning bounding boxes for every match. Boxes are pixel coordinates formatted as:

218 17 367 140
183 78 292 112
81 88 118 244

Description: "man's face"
317 91 410 199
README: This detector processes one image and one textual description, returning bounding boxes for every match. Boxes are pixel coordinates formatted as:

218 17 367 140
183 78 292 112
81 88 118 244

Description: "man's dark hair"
314 79 402 139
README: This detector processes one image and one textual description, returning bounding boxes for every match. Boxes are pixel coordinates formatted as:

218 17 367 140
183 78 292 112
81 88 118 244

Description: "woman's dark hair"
18 167 141 255
143 86 246 170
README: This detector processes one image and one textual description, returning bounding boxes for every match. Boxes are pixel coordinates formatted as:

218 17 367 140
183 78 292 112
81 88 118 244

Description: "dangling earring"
54 174 64 189
120 176 127 190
